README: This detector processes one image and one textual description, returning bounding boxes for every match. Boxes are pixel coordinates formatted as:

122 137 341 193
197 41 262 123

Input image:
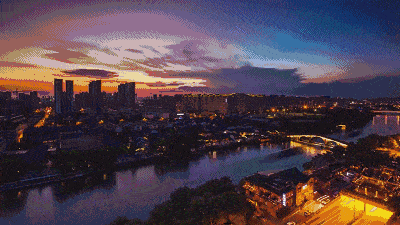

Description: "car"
317 195 330 203
321 199 330 205
287 222 296 225
304 211 311 216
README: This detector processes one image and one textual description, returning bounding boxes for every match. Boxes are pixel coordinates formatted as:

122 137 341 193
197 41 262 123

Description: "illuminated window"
282 193 286 206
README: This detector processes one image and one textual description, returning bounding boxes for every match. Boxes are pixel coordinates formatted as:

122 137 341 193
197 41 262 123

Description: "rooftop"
244 167 309 195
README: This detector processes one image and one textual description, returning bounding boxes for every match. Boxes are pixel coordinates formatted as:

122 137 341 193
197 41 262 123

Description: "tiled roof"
243 167 309 195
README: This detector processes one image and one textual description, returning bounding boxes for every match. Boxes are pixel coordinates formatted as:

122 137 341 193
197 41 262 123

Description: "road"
281 200 324 225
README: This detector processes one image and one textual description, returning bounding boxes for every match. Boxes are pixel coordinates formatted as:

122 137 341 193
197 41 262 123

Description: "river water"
330 114 400 143
0 142 324 225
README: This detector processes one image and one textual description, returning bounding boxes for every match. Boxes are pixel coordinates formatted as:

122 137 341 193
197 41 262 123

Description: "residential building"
89 80 101 96
118 82 135 108
89 80 102 111
54 78 63 114
0 91 11 101
241 167 314 218
66 80 74 112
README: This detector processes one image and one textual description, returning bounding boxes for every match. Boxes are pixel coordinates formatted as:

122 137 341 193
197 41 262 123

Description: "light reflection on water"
330 115 400 143
25 186 55 225
0 143 324 225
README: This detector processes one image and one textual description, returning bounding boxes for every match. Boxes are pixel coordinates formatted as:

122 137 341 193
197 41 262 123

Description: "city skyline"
0 0 399 99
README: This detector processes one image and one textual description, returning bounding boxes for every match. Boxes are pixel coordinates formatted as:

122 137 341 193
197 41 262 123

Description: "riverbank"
0 136 294 194
0 137 265 192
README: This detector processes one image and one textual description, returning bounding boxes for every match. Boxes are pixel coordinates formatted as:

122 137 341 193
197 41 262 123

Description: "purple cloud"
61 69 118 78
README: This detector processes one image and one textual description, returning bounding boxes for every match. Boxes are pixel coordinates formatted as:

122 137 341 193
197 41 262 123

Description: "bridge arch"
326 141 338 148
288 135 348 148
310 137 325 145
299 136 310 142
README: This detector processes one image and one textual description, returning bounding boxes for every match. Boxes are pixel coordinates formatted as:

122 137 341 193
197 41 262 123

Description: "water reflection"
26 187 55 224
290 141 328 155
154 161 190 176
132 165 160 191
331 115 400 142
372 115 400 134
116 170 135 198
0 189 28 217
0 143 326 224
53 172 115 204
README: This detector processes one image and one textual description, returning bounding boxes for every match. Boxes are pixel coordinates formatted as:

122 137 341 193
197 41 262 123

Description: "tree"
148 201 176 225
170 186 193 204
0 156 29 182
357 134 383 150
146 178 254 224
107 216 144 225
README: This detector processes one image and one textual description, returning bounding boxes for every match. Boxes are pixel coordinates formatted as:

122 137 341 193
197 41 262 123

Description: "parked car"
317 195 330 204
321 199 330 205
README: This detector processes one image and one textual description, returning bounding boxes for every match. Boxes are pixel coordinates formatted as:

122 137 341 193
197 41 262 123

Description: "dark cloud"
160 40 234 69
125 49 144 54
146 81 184 87
153 65 304 95
159 89 186 93
199 56 219 63
170 68 400 99
61 69 118 78
183 42 196 62
122 57 170 71
293 72 400 99
118 40 237 72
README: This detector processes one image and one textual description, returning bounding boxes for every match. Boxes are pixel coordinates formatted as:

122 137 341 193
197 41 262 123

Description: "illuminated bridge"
288 135 348 148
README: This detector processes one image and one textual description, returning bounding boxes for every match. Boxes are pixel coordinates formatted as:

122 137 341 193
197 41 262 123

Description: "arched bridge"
288 135 348 148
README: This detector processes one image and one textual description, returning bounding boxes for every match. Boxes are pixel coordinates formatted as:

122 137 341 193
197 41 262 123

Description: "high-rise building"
89 80 101 96
66 80 74 112
118 83 126 106
75 92 91 109
0 91 12 101
18 93 28 101
54 79 63 114
118 82 135 108
126 82 135 108
89 80 102 110
30 91 38 98
29 91 39 110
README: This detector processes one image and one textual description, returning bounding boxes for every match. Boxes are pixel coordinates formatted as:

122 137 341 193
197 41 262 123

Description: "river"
329 114 400 143
0 142 325 225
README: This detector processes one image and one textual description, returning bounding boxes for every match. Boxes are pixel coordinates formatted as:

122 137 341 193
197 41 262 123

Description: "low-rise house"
241 167 314 218
59 134 104 151
311 167 335 194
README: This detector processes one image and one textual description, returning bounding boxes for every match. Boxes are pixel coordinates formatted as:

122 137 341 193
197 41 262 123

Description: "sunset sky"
0 0 399 98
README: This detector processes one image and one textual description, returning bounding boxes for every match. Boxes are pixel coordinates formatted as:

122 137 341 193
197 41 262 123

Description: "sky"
0 0 399 98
